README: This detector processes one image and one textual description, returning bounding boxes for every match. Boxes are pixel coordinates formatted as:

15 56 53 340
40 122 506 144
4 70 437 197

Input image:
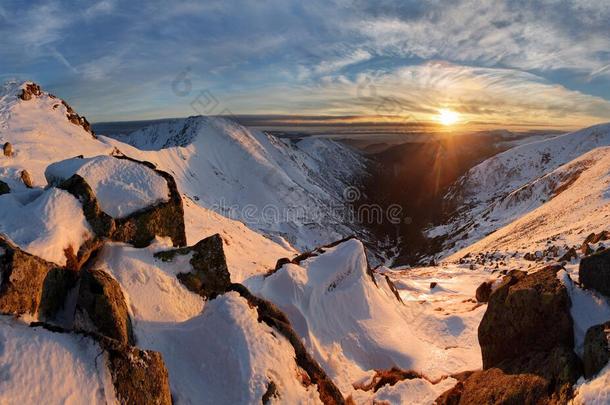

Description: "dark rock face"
0 237 62 316
0 180 9 195
3 142 12 157
61 100 96 137
58 156 186 248
20 170 33 188
475 281 492 303
99 337 172 405
155 234 231 299
19 83 42 100
580 248 610 297
559 247 578 262
583 321 610 379
75 268 135 345
478 265 574 368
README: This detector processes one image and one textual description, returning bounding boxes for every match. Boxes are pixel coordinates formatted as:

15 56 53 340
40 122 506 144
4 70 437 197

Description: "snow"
574 363 610 405
99 116 367 251
0 316 116 404
0 188 92 265
96 240 321 404
0 81 112 190
46 156 170 218
256 238 489 403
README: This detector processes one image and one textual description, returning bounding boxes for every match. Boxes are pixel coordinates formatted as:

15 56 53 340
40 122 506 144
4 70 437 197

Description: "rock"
274 257 292 271
3 142 12 157
580 248 610 297
75 268 135 345
0 180 9 195
20 170 33 188
18 82 42 100
109 156 186 248
559 247 578 262
475 281 492 303
99 337 172 405
478 265 573 369
61 100 96 137
430 282 437 289
0 237 68 317
155 234 231 299
583 321 610 378
581 242 594 256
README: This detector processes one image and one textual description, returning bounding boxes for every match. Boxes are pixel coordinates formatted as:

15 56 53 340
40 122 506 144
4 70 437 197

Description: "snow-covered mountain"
429 123 610 257
100 116 368 252
1 81 610 404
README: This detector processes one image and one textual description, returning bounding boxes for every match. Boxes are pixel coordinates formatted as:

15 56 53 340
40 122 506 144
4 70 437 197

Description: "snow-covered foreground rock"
100 116 368 252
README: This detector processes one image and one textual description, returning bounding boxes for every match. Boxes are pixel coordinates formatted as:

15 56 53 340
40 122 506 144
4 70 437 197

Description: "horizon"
1 0 610 128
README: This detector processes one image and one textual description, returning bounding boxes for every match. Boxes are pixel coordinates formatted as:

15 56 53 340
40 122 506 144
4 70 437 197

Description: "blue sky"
1 0 610 127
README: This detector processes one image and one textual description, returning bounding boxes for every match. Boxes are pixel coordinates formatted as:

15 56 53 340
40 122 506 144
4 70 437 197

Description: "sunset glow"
438 109 460 126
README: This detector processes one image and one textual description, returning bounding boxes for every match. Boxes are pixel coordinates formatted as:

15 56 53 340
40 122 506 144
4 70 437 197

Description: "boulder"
74 268 135 345
583 321 610 379
0 237 69 317
99 337 172 405
581 242 594 256
18 82 42 100
579 248 610 297
155 234 231 299
478 265 574 369
0 180 9 195
475 281 492 303
559 247 578 262
3 142 12 157
20 170 33 188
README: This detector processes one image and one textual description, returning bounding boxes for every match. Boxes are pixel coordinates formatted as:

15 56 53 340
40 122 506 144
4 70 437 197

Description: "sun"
438 109 460 126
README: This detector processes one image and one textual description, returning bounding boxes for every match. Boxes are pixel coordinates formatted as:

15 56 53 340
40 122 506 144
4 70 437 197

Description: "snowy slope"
99 116 367 251
430 123 610 256
97 240 322 404
445 146 610 267
0 81 111 190
256 238 489 403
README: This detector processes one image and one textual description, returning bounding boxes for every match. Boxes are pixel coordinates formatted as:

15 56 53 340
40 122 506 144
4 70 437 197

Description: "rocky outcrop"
478 265 574 368
559 247 578 262
0 180 9 195
579 248 610 297
58 156 186 248
74 268 135 345
0 237 68 317
3 142 12 157
18 82 42 100
30 322 171 405
475 281 492 303
583 321 610 379
99 337 172 405
155 234 231 299
20 170 33 188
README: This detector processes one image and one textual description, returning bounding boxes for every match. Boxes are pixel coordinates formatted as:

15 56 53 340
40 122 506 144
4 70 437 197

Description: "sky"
1 0 610 128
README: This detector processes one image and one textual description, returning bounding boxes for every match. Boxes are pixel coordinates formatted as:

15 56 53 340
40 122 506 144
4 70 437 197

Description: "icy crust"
0 188 92 265
0 317 116 404
0 81 112 189
100 116 366 251
46 156 170 219
97 241 320 404
257 238 487 403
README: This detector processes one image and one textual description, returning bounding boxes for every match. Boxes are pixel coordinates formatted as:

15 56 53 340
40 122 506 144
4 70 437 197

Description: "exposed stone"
475 281 492 303
430 282 438 289
75 268 135 345
19 82 42 100
61 99 96 137
559 247 578 262
581 242 594 256
0 180 9 195
353 367 423 393
3 142 12 157
110 156 186 248
20 170 33 188
478 265 573 369
583 321 610 379
155 234 231 299
100 337 172 405
580 248 610 298
0 237 64 316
